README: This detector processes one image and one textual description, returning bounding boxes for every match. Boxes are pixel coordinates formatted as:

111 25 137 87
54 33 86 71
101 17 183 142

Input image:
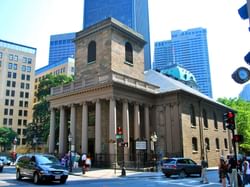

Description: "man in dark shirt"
228 156 238 187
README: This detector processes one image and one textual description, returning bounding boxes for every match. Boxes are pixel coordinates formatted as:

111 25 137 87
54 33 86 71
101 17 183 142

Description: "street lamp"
151 132 158 171
68 133 72 172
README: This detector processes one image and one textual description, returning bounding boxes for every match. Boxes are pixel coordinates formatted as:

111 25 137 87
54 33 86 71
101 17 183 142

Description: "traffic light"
233 134 244 143
117 126 123 135
223 111 235 130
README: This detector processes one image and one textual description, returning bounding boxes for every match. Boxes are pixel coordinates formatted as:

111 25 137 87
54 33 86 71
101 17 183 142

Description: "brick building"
48 18 232 167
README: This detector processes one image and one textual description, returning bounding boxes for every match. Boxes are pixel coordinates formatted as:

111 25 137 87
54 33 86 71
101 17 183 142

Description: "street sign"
136 141 147 150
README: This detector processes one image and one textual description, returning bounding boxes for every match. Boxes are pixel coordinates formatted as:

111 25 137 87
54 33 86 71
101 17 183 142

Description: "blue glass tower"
154 28 213 98
48 32 76 65
83 0 151 70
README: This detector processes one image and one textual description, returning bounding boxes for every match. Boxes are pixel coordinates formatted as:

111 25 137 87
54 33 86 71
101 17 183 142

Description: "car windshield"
163 159 176 164
36 155 60 165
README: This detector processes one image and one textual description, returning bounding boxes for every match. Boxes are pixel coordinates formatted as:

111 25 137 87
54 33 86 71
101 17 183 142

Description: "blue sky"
0 0 249 99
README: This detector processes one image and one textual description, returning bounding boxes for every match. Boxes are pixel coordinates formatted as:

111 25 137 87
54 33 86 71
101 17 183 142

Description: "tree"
0 127 17 152
217 97 250 152
28 74 73 146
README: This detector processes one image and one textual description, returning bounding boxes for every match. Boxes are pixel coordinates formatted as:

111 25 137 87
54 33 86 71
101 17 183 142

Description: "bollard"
121 167 126 176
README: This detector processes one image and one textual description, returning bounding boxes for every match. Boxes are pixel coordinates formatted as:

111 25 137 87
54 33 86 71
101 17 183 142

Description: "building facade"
83 0 151 71
48 18 232 167
239 83 250 101
153 28 213 98
34 57 75 104
48 33 76 65
0 39 36 145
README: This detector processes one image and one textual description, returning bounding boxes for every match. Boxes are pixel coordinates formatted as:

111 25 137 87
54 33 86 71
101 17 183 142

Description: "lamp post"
151 132 158 171
68 133 72 172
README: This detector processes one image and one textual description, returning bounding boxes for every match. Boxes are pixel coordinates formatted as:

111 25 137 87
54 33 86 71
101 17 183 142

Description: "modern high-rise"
154 28 213 98
83 0 151 70
239 83 250 101
0 39 36 145
48 32 76 65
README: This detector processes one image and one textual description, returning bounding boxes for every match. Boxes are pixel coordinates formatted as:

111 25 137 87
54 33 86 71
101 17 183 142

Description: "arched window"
203 109 208 128
125 42 133 64
224 138 228 149
213 112 218 129
205 138 210 150
190 104 196 126
88 41 96 63
215 138 220 149
192 137 198 151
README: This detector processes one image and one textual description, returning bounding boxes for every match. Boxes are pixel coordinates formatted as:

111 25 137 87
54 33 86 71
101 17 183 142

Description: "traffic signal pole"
231 129 238 163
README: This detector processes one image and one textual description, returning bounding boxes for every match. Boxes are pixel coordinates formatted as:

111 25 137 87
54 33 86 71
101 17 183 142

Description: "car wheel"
179 170 187 178
164 174 170 178
33 172 40 184
16 170 22 180
60 178 67 184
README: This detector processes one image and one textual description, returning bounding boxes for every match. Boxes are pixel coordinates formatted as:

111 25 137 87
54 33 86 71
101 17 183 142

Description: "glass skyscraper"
154 28 213 98
83 0 151 70
48 32 76 65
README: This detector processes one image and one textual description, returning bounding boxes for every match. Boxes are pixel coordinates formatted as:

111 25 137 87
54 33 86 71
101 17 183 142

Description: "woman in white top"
242 156 250 185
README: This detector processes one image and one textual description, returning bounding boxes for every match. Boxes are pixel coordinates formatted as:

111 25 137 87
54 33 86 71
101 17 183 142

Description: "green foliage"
217 97 250 153
29 74 73 144
0 127 17 151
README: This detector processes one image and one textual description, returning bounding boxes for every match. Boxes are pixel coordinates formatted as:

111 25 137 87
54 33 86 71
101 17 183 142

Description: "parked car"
0 156 11 166
161 157 202 178
15 154 68 184
0 160 4 172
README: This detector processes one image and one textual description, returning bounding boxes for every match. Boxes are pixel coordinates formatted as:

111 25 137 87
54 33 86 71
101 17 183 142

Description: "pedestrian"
219 157 228 187
228 155 238 187
81 153 87 174
200 156 209 184
242 156 250 186
85 154 91 171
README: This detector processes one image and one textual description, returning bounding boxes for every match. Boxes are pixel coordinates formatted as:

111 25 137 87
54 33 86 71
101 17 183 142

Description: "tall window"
205 138 210 150
203 109 208 128
125 42 133 64
190 104 196 126
216 138 220 149
213 112 218 129
88 41 96 63
192 137 198 151
224 138 228 149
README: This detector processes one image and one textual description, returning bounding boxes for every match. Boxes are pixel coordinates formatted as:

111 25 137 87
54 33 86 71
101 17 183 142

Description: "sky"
0 0 249 100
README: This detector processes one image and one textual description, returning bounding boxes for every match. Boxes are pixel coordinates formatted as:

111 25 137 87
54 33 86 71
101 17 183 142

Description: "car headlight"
63 170 69 175
40 170 50 174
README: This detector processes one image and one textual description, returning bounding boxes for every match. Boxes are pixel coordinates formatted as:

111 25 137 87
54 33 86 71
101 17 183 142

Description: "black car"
161 157 202 178
16 154 68 184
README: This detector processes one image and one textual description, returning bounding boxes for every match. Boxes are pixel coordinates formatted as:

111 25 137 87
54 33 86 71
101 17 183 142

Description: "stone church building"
48 18 233 167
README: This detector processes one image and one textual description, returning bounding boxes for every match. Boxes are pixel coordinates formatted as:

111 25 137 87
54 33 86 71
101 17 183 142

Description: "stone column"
144 105 150 154
70 104 76 151
95 99 101 154
134 103 140 140
81 102 88 154
49 108 55 154
109 98 117 156
123 99 130 161
59 106 66 155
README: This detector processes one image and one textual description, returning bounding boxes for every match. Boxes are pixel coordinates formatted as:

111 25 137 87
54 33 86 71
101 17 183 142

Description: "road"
0 166 225 187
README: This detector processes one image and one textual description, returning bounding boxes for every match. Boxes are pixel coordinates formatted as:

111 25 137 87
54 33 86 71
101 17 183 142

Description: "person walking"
219 157 228 187
200 156 209 184
81 153 87 174
228 156 238 187
242 156 250 186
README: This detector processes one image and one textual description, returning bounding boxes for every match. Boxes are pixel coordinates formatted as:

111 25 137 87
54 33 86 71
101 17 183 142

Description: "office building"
0 39 36 145
239 83 250 101
83 0 151 70
154 28 213 98
48 32 76 65
48 18 232 168
34 57 75 104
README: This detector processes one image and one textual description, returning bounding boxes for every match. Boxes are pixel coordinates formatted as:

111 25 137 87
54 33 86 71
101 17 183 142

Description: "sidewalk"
70 167 163 179
69 166 218 179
